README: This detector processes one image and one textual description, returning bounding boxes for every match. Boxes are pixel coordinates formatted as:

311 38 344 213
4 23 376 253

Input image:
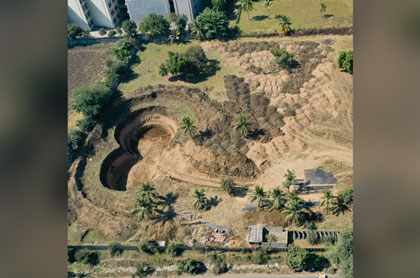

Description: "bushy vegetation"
167 13 188 44
307 230 319 245
166 240 183 257
251 248 270 264
68 247 99 266
286 243 307 272
71 82 113 132
110 242 124 257
103 59 128 87
304 253 330 272
68 129 86 164
67 23 83 40
177 259 206 274
221 177 235 196
191 8 230 40
159 46 212 80
138 239 158 255
139 13 170 39
327 228 353 278
270 48 296 71
337 50 353 74
112 38 137 62
211 254 229 274
98 28 107 35
122 20 137 38
107 29 116 37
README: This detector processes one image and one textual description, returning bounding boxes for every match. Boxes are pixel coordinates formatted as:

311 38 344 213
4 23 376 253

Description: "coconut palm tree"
320 3 327 15
283 198 305 224
320 189 334 215
192 188 209 210
138 181 157 202
269 187 287 210
191 20 204 40
249 185 266 208
287 190 300 202
132 196 154 221
265 0 273 18
240 0 254 21
332 194 350 216
234 114 250 137
278 15 293 35
180 116 198 139
283 169 296 189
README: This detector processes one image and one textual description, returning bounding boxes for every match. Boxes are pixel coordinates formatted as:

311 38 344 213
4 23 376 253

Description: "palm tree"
240 0 254 21
265 0 273 18
283 169 296 189
249 185 266 208
180 116 198 139
283 198 305 224
132 196 154 221
320 3 327 15
332 195 350 216
287 191 301 202
269 187 287 210
192 188 209 210
138 181 157 202
320 189 334 215
234 114 250 137
191 20 204 40
278 15 293 35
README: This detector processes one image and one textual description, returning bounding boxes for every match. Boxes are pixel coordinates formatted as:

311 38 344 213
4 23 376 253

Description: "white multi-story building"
68 0 204 30
68 0 122 30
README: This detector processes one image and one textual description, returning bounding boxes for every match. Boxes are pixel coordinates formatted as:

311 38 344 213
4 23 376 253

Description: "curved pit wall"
100 107 177 191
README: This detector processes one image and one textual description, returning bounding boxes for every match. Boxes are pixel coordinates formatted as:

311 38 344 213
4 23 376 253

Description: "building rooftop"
248 225 263 243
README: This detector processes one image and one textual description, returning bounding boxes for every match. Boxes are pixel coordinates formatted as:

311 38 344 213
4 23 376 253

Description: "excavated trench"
100 107 177 191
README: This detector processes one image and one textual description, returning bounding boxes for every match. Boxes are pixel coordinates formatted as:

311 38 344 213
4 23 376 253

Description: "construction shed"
248 225 263 244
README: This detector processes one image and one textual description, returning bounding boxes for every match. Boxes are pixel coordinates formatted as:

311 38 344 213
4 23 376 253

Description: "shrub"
71 82 113 121
122 20 137 38
304 253 330 272
98 28 107 35
211 254 228 274
68 129 86 162
108 30 116 37
326 228 353 278
159 46 212 80
104 59 127 86
110 242 124 257
340 188 353 208
323 234 337 245
76 117 97 133
73 249 100 266
81 30 90 38
167 13 188 43
337 50 353 74
138 239 158 255
286 244 307 272
251 249 270 265
112 39 135 62
307 231 319 245
139 13 170 39
191 8 229 40
133 263 154 277
67 23 82 40
177 259 206 274
270 48 296 71
221 178 235 195
116 27 122 35
305 220 317 230
166 240 183 257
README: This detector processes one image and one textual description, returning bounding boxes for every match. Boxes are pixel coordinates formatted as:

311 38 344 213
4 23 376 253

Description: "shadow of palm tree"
151 207 177 225
253 15 268 21
156 192 179 210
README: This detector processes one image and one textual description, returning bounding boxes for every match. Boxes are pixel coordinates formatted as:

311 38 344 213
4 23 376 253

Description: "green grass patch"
233 0 353 34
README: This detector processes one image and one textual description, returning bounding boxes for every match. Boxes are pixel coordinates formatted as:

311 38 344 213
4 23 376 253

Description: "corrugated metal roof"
248 225 263 243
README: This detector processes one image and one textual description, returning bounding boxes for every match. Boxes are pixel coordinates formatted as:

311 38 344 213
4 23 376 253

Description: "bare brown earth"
68 38 353 244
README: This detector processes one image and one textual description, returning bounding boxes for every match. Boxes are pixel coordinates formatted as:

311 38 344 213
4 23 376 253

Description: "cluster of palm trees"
320 188 353 216
132 182 178 222
249 185 306 225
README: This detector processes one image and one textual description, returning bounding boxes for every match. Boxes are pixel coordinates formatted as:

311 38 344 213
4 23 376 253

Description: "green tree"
98 28 107 35
221 177 235 196
177 259 206 274
67 23 82 40
286 243 307 272
122 19 137 38
139 13 170 39
138 182 157 202
132 196 154 221
270 48 295 71
337 50 353 74
320 2 327 15
191 8 229 40
71 82 113 121
107 29 116 37
283 169 297 189
112 38 136 62
249 185 266 208
167 13 188 43
240 0 254 21
138 238 158 255
180 116 198 139
68 129 85 163
103 59 128 86
278 15 293 35
269 187 287 210
192 189 209 210
211 0 227 11
265 0 273 18
283 198 305 224
326 228 353 278
340 188 353 208
166 240 183 257
320 189 334 215
234 114 250 137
